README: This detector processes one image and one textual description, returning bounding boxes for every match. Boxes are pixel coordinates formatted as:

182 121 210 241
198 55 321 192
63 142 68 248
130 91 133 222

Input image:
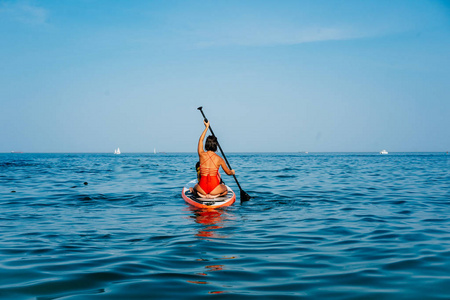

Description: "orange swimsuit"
198 152 221 194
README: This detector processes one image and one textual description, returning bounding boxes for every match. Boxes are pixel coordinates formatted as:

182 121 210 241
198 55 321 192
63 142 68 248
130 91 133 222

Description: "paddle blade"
240 190 251 202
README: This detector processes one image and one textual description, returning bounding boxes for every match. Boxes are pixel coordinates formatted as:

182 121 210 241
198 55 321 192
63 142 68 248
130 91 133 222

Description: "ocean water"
1 152 449 299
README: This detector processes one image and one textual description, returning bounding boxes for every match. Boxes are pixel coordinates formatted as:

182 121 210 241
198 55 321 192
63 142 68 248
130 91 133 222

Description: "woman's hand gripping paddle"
197 106 251 202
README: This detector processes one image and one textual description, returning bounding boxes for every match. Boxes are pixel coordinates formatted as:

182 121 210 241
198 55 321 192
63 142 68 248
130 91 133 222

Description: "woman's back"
199 151 219 177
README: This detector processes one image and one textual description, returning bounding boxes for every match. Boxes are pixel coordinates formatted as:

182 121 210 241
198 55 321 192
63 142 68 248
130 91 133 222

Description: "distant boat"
154 148 156 154
114 148 121 155
380 150 388 155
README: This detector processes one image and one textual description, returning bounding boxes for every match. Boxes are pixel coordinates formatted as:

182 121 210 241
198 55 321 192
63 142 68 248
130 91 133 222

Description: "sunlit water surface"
1 153 449 299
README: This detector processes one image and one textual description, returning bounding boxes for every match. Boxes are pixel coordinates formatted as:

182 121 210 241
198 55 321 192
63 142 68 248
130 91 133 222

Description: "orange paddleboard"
182 180 236 209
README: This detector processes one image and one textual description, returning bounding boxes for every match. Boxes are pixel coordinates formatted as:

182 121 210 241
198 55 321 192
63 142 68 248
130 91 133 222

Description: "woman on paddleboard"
194 120 235 198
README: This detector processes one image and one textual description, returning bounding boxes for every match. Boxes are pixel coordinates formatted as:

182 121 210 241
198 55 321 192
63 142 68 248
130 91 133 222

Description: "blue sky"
1 0 449 152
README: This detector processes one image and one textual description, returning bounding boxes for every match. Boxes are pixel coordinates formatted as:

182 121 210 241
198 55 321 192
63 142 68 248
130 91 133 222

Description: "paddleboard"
182 179 236 209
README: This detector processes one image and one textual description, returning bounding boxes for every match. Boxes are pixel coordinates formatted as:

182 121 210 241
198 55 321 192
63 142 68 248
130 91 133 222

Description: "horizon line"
3 151 449 154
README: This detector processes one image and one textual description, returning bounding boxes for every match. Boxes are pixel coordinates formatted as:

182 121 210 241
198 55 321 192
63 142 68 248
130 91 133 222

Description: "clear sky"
1 0 449 153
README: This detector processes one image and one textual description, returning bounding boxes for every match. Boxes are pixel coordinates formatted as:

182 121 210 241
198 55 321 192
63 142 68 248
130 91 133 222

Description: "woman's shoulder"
199 151 215 159
212 152 223 162
205 151 221 161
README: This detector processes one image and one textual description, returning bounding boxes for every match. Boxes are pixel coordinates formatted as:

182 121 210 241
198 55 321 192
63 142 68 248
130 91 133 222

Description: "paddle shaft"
197 107 245 193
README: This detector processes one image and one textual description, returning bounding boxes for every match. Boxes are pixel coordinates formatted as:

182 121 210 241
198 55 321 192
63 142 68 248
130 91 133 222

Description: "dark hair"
205 135 218 152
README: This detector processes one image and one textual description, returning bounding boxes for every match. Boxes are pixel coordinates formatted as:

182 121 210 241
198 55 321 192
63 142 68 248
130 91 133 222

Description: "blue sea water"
0 152 449 299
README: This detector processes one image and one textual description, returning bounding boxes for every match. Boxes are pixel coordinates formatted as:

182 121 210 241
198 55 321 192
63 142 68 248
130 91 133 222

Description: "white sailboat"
114 148 121 155
154 148 156 154
380 149 388 155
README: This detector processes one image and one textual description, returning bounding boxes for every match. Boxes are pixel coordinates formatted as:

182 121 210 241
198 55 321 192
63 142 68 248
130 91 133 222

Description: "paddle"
197 106 251 202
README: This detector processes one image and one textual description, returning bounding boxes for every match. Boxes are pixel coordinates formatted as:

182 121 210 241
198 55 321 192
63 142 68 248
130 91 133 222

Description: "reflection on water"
185 207 237 295
187 207 233 239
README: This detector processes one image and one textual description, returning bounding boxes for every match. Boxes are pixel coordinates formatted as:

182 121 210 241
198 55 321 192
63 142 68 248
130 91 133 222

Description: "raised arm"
197 120 210 154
